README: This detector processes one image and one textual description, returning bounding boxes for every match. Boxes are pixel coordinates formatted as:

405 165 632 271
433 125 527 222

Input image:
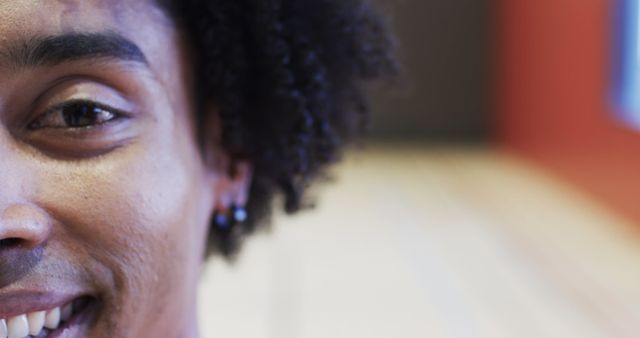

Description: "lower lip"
45 297 98 338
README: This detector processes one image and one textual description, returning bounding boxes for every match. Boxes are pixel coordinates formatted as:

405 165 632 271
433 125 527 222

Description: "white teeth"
7 314 28 338
60 303 73 322
27 311 45 336
44 307 61 330
0 319 7 338
0 302 74 338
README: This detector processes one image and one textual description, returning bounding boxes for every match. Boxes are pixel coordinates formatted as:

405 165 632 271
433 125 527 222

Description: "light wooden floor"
198 145 640 338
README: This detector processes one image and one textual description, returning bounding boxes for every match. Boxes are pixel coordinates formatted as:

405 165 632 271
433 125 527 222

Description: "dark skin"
0 0 395 336
0 0 249 337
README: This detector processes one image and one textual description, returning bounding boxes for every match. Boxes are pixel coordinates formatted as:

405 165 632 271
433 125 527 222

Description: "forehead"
0 0 182 89
0 0 167 42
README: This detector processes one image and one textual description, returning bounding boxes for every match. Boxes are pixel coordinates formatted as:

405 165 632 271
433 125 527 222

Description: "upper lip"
0 290 86 319
0 247 98 321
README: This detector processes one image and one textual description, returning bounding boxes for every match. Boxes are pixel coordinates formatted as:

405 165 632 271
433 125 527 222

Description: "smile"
0 296 96 338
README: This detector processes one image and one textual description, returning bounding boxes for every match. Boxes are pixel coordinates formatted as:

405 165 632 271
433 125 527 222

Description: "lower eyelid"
22 119 138 160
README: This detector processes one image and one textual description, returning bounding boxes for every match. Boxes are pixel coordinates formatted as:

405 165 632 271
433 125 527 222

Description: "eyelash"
29 99 127 130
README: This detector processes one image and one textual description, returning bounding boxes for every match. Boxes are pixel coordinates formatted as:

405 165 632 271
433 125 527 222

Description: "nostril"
0 203 53 249
0 238 24 250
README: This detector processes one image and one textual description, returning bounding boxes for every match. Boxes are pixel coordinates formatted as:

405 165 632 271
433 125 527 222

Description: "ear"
201 104 253 210
212 159 252 210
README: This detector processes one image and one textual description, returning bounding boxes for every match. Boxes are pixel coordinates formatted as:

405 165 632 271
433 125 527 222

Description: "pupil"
63 103 98 127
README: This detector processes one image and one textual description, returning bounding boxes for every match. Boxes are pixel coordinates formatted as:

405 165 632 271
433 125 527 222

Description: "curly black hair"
159 0 396 257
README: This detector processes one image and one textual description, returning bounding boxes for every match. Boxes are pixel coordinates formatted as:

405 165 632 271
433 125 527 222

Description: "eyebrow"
2 32 148 69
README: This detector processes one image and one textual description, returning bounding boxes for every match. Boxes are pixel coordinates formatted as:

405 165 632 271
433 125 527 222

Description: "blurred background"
199 0 640 337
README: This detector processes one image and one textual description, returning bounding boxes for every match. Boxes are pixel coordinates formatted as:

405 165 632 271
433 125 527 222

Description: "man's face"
0 1 220 337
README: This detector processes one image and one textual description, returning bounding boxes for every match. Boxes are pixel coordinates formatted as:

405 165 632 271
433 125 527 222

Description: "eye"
29 100 126 130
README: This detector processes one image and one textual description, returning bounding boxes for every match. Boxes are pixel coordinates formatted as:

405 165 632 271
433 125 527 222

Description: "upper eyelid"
3 73 142 135
28 75 128 108
28 76 136 116
44 99 129 117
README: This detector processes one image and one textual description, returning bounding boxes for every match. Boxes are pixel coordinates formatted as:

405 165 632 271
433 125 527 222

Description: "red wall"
497 0 640 222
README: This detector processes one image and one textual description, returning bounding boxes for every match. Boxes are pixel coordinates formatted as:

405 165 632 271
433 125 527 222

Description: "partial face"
0 1 228 337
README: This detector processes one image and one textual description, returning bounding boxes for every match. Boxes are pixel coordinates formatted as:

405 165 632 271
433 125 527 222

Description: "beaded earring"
213 205 248 235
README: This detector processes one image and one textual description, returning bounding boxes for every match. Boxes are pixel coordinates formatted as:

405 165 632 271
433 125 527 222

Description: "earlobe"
227 160 252 206
211 157 252 208
209 159 252 255
199 101 252 206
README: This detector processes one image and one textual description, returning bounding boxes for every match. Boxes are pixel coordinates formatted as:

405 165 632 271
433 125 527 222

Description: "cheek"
33 133 212 335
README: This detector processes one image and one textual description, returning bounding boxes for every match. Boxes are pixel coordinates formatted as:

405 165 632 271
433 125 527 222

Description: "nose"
0 204 49 287
0 203 51 250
